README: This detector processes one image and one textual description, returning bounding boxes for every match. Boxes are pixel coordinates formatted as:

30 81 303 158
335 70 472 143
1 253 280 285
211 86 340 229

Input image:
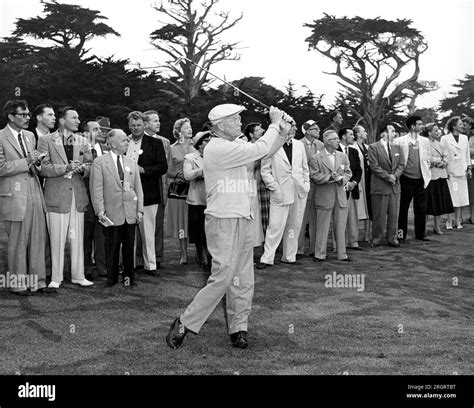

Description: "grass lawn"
0 208 472 376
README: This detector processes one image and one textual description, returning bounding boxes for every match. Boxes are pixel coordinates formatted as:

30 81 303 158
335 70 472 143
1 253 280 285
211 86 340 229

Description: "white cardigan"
440 133 470 178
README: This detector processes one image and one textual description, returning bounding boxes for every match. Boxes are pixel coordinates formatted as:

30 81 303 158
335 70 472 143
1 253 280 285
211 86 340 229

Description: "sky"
1 0 472 109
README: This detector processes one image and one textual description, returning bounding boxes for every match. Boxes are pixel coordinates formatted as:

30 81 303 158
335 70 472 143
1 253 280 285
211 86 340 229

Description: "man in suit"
337 128 363 250
31 103 56 275
310 130 352 262
323 111 343 135
298 120 324 257
38 106 94 288
257 123 310 269
368 124 405 247
393 115 431 242
143 110 170 269
0 100 54 295
31 104 56 149
126 111 167 276
82 119 108 280
90 129 144 287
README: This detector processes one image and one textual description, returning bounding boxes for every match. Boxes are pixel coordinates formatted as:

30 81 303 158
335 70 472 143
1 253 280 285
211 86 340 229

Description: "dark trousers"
398 175 426 240
84 219 106 278
103 222 135 285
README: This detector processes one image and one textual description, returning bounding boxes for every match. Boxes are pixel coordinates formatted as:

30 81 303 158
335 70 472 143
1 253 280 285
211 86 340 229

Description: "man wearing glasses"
0 100 53 295
310 130 352 262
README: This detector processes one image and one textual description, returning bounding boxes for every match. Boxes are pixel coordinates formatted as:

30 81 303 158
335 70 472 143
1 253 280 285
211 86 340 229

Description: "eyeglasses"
14 112 31 118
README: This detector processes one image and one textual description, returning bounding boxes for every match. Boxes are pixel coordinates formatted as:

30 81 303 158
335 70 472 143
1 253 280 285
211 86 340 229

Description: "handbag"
168 175 189 199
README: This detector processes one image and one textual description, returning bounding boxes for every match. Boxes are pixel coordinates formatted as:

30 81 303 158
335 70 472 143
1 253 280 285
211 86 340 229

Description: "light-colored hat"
301 119 319 135
208 104 246 124
322 129 338 142
192 131 211 145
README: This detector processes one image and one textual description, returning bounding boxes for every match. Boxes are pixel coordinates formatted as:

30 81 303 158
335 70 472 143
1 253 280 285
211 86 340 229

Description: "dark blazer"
337 145 362 199
133 135 167 206
368 140 405 195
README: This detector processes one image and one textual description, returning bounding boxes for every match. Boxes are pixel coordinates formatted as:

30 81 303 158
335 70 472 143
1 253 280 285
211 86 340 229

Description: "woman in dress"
423 123 454 235
183 131 212 270
462 116 474 223
167 118 196 264
352 125 372 241
440 116 472 229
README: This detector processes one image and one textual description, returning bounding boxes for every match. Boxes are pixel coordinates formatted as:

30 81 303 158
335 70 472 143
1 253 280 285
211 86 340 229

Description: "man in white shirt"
257 123 310 268
298 120 324 256
166 105 292 350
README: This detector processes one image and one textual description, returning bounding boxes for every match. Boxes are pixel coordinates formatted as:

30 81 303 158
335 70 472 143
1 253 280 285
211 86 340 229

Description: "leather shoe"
134 265 144 272
37 287 57 294
230 331 248 349
368 241 380 248
417 237 430 242
338 257 352 262
313 257 325 262
280 260 301 265
347 246 363 251
12 290 34 296
256 262 272 270
146 269 159 277
387 241 400 248
166 317 188 349
71 279 94 287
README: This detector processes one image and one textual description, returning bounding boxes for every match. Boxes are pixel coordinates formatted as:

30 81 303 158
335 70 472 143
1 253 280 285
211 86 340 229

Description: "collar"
8 124 21 137
36 127 49 138
324 148 335 156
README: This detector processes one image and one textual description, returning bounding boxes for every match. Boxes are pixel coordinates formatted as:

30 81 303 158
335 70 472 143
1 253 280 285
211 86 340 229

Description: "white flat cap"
208 104 246 124
301 119 319 135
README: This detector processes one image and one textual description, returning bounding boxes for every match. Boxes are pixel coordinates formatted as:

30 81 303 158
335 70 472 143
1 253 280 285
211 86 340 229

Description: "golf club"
174 56 295 124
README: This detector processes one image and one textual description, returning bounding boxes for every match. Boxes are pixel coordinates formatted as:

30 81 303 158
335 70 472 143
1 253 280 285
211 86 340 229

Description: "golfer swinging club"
166 104 293 349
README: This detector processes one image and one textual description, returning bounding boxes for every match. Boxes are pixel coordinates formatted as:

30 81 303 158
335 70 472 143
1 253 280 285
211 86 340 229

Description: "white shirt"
8 125 29 156
380 139 391 157
324 148 336 170
126 137 143 162
109 151 124 180
35 127 49 138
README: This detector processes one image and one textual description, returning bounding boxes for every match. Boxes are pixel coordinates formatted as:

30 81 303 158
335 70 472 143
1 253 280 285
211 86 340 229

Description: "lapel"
378 140 391 164
137 135 149 165
276 145 290 167
5 127 25 158
320 150 335 173
51 132 68 164
447 134 461 152
123 156 133 186
105 153 123 188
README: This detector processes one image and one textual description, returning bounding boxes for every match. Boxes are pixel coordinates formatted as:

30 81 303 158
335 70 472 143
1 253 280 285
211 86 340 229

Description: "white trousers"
136 204 158 271
260 194 307 264
46 191 85 283
181 216 254 334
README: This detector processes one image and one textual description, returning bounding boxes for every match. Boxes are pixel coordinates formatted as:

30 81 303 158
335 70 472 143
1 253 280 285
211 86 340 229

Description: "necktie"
17 133 27 158
387 143 392 164
117 155 124 182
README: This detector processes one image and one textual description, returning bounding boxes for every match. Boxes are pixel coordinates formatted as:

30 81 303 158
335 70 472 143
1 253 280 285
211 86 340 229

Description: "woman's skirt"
167 198 188 238
426 178 454 216
446 175 469 208
188 205 206 245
